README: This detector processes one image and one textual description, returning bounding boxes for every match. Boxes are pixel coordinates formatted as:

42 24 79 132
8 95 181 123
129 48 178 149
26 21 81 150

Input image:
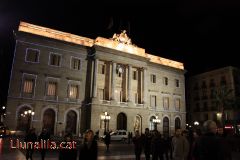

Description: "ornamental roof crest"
111 30 132 45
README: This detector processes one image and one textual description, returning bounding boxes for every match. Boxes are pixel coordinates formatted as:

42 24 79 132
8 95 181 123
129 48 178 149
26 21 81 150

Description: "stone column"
93 59 98 98
128 65 132 102
111 62 116 100
143 68 147 107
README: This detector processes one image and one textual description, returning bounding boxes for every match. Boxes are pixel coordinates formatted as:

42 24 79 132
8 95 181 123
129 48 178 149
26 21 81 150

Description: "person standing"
193 120 227 160
25 128 37 160
79 129 98 160
151 130 164 160
172 129 189 160
59 133 77 160
104 131 111 152
38 128 50 160
132 130 143 160
142 128 152 160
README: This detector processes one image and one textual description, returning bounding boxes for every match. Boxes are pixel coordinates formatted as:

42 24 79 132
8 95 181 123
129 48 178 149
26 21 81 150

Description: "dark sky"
1 0 240 104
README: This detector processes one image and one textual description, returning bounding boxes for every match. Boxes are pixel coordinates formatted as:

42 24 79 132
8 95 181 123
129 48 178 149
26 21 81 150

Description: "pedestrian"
38 128 50 160
193 120 227 160
104 131 111 152
59 133 77 160
172 129 189 160
25 128 37 160
151 130 164 160
142 128 152 160
132 130 143 160
182 130 190 160
163 135 171 160
79 129 98 160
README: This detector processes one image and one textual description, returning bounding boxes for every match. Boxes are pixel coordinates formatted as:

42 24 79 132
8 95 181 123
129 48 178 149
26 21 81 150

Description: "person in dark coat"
104 131 111 152
25 128 37 160
59 133 77 160
132 130 143 160
38 128 50 160
151 130 164 160
142 128 152 160
193 120 227 160
79 129 98 160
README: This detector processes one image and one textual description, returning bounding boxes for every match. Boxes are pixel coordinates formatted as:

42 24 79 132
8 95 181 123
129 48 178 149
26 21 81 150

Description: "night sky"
1 1 240 104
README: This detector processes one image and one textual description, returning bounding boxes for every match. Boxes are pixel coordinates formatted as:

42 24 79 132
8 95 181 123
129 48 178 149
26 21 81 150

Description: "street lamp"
194 121 199 126
0 106 6 124
152 116 161 130
22 109 35 132
101 112 111 133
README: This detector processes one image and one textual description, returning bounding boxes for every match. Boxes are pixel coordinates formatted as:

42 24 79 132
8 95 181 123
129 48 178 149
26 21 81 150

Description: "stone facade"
6 22 186 136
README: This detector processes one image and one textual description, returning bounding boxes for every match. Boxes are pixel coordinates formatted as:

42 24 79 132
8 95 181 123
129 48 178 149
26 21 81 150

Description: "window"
71 57 81 70
175 98 180 111
150 95 156 108
69 85 78 99
133 71 138 80
151 74 156 83
98 64 105 74
47 82 57 96
163 97 169 110
23 79 34 93
164 77 168 85
22 73 37 98
26 48 39 62
49 53 61 66
175 79 180 87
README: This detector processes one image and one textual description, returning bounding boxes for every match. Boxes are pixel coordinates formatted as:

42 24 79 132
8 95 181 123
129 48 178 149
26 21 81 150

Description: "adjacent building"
187 66 240 128
6 22 186 136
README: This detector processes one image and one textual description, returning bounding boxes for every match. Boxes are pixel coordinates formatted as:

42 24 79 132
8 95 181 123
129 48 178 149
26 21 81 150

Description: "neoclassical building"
6 22 186 136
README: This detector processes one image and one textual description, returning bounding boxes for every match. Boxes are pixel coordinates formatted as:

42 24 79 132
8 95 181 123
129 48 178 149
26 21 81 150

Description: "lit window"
69 85 78 99
49 53 61 66
47 82 57 96
26 48 39 62
71 57 81 70
23 79 34 93
151 74 156 83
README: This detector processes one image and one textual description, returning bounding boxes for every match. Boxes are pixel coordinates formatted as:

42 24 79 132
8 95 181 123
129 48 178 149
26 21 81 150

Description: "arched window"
175 117 181 130
149 116 155 131
163 117 169 137
17 106 31 131
43 108 55 135
117 113 127 130
65 110 77 134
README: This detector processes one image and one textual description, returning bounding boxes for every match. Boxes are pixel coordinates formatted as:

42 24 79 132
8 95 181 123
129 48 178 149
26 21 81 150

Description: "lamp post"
21 109 35 132
101 112 111 134
153 116 161 130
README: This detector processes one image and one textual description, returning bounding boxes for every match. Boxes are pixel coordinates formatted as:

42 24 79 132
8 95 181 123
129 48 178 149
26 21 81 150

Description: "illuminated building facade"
6 22 186 136
187 66 240 128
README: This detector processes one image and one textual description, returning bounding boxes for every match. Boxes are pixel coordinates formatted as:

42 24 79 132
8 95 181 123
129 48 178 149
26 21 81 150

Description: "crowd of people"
23 119 238 160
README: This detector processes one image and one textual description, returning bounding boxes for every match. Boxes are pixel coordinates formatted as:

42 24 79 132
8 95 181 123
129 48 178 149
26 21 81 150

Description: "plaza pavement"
1 137 240 160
